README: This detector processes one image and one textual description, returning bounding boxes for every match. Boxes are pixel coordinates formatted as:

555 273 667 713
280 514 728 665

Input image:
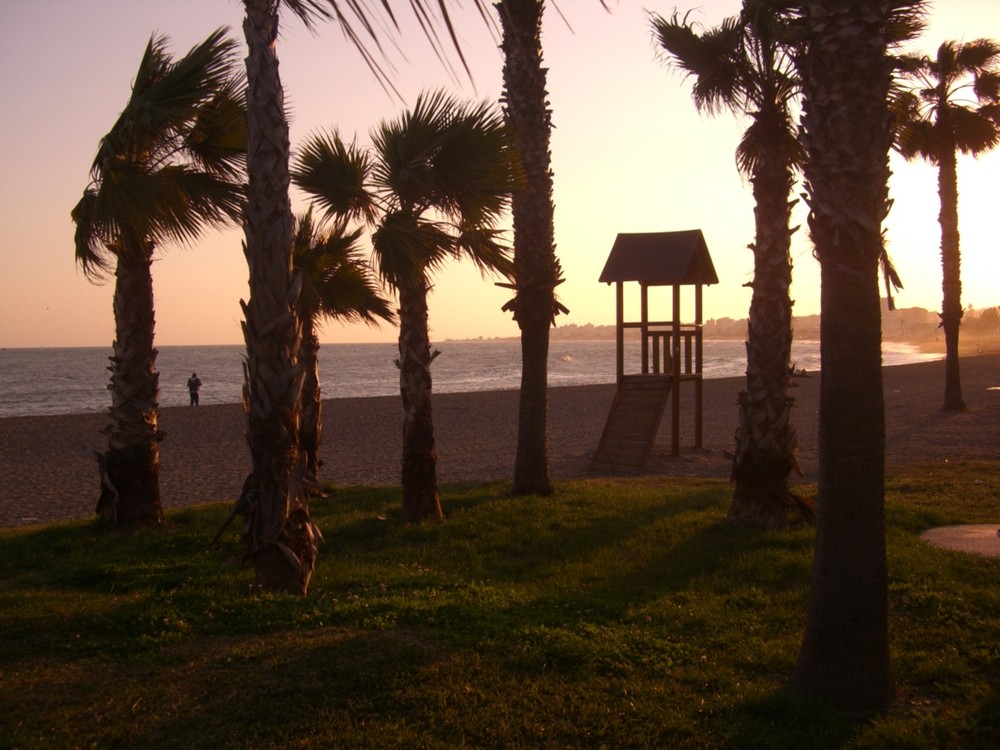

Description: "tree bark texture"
96 251 164 528
398 284 444 523
728 153 799 529
792 0 894 712
498 0 559 496
299 319 323 484
937 143 966 411
240 0 318 594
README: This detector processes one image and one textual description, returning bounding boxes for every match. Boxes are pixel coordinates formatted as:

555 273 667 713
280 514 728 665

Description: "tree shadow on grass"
713 688 862 749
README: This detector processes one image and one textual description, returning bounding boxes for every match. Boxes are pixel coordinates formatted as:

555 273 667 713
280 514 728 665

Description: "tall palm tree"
494 0 569 497
71 29 245 529
236 0 492 594
652 1 805 530
292 209 394 486
789 0 925 712
893 38 1000 412
293 91 520 522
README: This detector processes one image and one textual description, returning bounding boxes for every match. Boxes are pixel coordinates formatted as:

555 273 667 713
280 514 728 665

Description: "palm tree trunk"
498 0 558 497
791 0 894 712
798 259 892 710
793 0 893 711
96 251 164 528
240 0 317 594
299 319 323 485
397 284 444 522
937 146 965 411
729 155 798 529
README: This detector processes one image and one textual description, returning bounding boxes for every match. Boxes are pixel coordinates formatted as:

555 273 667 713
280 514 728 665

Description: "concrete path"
920 525 1000 558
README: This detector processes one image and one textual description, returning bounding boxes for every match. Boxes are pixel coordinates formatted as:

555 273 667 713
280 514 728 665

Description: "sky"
1 0 998 348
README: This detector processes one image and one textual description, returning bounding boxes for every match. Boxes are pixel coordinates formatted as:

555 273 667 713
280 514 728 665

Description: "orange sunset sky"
1 0 997 348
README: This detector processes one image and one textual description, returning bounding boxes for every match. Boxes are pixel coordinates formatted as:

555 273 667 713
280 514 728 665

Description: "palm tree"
652 1 805 530
71 29 245 529
292 208 394 486
893 38 1000 412
789 0 925 712
294 91 520 522
494 0 569 497
236 0 492 594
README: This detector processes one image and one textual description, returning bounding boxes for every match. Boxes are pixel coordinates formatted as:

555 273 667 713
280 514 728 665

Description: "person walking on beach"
187 373 202 406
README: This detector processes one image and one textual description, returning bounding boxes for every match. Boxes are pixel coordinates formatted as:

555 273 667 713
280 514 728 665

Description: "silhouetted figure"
187 372 202 406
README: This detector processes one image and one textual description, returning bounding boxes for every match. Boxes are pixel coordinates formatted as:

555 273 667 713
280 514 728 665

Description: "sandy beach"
2 354 998 527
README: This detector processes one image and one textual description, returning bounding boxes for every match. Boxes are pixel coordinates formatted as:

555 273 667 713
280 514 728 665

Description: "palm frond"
894 118 939 162
974 70 1000 104
736 108 804 177
92 34 168 171
184 78 248 180
155 166 246 237
293 209 385 322
653 5 802 181
282 0 336 29
651 11 747 115
431 98 519 223
277 0 495 98
103 28 239 167
89 160 169 249
372 211 453 289
313 246 395 325
370 89 455 210
953 38 1000 75
883 0 927 48
894 36 1000 162
292 130 375 224
301 88 519 297
71 189 116 280
881 246 904 311
950 106 1000 155
454 225 512 278
73 27 246 284
370 90 519 223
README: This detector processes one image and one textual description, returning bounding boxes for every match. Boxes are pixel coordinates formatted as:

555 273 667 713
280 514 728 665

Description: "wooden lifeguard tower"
591 230 718 475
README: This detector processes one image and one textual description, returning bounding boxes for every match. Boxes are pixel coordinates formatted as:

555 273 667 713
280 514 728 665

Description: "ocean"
0 339 939 419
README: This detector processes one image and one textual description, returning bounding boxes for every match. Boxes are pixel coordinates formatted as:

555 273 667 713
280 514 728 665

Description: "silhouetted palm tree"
72 28 245 529
894 38 1000 411
790 0 926 712
294 91 520 522
653 1 805 530
292 209 394 486
495 0 569 497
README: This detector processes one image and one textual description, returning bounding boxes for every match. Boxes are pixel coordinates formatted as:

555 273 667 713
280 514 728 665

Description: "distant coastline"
446 305 1000 357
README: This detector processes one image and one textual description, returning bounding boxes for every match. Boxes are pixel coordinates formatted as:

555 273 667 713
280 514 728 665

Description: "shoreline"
0 334 969 421
2 354 999 528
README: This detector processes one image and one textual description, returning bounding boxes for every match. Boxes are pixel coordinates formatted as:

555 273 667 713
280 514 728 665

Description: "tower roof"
599 230 718 285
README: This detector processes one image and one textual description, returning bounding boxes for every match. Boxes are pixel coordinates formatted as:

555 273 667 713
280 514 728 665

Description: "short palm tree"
71 28 245 528
893 38 1000 411
652 1 805 529
292 208 394 486
294 91 520 523
237 0 491 594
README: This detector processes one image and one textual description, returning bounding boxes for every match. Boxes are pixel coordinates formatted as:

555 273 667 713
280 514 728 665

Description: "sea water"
0 339 938 418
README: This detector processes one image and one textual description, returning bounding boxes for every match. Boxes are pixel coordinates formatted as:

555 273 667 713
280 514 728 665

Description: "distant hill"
452 303 998 344
542 305 949 342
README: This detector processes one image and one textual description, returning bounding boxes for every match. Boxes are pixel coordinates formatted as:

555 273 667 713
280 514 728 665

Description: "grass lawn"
1 462 998 749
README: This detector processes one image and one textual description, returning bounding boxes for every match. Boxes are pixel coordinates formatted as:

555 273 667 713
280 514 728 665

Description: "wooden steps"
590 375 672 475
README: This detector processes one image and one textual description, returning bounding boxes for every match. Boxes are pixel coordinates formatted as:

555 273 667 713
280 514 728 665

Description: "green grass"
1 463 998 749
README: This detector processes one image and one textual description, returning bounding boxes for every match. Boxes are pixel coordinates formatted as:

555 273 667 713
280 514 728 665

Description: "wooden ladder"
590 375 672 475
